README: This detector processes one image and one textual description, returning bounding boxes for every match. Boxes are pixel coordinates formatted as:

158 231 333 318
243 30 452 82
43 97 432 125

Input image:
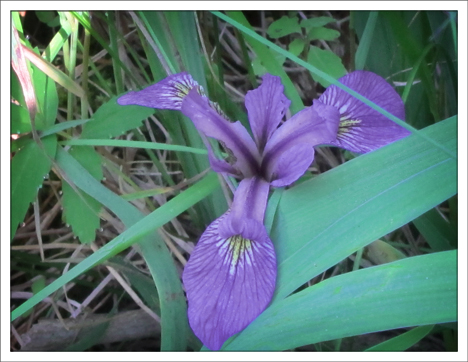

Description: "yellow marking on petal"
228 235 253 275
174 82 191 97
172 81 229 119
338 119 361 135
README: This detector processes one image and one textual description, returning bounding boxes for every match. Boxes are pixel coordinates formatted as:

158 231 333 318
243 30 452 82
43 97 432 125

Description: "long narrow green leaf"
413 208 456 252
41 12 72 62
61 139 208 155
30 49 59 131
108 256 160 314
264 189 284 234
106 11 124 95
355 11 378 70
22 45 85 98
40 119 90 137
381 12 440 122
271 116 456 301
401 43 435 103
138 11 181 79
449 12 457 56
137 11 176 75
224 251 456 350
164 12 206 87
365 325 435 351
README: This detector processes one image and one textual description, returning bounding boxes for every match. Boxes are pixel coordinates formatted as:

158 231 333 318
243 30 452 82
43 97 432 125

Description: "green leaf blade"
307 46 347 87
413 208 456 252
31 54 59 130
301 16 335 29
365 325 435 351
288 38 305 56
81 97 155 139
306 27 340 41
225 250 456 351
267 16 301 39
11 68 32 134
354 11 379 70
62 146 103 243
273 116 456 301
11 136 57 240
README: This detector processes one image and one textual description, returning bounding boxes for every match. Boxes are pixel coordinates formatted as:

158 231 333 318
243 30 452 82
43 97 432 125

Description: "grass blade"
365 325 435 351
413 208 456 252
354 11 378 70
61 139 208 155
22 45 85 98
39 119 90 137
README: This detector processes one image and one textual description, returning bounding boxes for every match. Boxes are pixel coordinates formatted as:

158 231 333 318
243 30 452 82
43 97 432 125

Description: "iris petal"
183 213 276 351
262 102 339 184
269 143 316 187
245 74 291 151
206 147 240 177
222 177 270 229
181 88 261 178
117 72 198 110
318 70 411 153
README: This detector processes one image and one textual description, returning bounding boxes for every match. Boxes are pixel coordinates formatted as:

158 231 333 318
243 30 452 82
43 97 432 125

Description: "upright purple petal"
318 70 411 153
181 88 261 178
117 72 198 110
183 213 276 351
245 74 291 151
261 101 340 185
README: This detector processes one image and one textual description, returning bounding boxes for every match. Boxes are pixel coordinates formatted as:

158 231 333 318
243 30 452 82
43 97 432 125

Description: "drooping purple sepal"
318 70 411 153
117 72 199 110
182 213 276 351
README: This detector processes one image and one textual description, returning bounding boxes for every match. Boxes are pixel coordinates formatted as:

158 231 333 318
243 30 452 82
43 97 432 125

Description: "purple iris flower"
117 70 410 350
